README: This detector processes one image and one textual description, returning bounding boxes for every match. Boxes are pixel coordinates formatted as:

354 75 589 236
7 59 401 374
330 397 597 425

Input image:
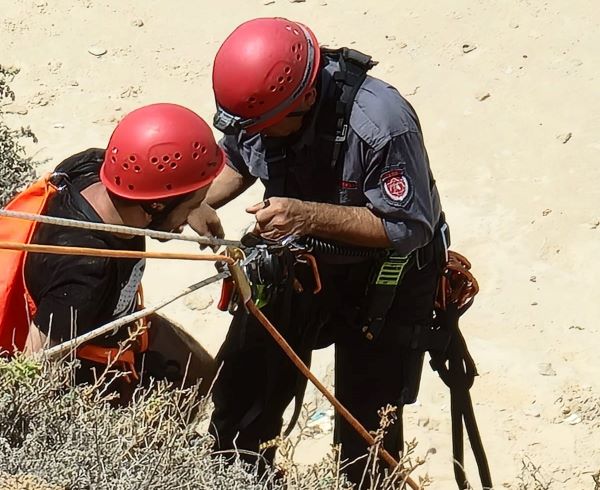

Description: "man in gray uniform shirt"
194 17 450 484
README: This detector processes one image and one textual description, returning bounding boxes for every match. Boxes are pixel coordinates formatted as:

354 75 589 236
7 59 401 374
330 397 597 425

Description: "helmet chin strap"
138 192 193 231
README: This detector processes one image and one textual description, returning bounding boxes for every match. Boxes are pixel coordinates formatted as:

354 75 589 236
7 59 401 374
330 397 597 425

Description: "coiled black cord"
298 236 387 258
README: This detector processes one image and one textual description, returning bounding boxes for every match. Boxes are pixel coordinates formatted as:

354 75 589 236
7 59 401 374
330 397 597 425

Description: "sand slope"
2 0 599 487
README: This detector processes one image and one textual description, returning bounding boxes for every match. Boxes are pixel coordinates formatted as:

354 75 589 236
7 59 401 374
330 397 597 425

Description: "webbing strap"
429 306 493 490
326 48 376 169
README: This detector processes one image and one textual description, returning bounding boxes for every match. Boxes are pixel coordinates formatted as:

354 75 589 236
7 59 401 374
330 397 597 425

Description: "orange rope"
0 241 234 265
246 301 420 490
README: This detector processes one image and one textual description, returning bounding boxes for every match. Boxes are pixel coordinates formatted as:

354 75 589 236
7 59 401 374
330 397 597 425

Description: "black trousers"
209 256 441 486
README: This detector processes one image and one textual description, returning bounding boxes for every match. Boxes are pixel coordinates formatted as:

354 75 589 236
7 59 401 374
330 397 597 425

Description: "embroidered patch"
381 169 410 203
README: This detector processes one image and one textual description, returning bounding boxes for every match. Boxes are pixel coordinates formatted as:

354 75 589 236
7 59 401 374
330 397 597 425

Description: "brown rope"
245 300 420 489
0 241 234 265
0 237 420 487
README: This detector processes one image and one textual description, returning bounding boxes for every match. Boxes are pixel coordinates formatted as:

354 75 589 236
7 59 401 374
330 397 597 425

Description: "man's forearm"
206 165 256 209
305 202 392 248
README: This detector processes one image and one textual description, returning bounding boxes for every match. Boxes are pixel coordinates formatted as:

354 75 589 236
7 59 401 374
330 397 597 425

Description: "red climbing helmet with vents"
100 103 224 200
212 17 321 134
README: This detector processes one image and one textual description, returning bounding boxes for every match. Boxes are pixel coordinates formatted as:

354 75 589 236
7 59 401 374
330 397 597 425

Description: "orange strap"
75 286 149 382
77 344 139 381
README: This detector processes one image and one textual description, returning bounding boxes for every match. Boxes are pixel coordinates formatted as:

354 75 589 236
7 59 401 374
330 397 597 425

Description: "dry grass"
0 355 432 489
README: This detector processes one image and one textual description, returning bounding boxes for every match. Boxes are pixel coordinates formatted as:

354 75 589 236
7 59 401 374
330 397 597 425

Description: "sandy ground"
2 0 599 488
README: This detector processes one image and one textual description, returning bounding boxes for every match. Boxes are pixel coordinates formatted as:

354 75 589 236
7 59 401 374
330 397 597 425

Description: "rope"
0 209 240 247
0 241 234 264
218 254 420 490
44 271 229 358
246 300 420 490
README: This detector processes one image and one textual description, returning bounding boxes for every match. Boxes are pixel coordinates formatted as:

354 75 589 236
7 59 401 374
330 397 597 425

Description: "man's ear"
303 87 317 107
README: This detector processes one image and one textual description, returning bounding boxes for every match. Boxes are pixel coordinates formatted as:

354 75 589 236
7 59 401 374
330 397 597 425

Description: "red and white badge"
382 169 410 203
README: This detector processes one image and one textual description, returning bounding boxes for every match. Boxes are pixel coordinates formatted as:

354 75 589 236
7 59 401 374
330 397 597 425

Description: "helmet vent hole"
111 147 118 154
170 162 177 169
278 76 284 84
298 44 303 51
286 76 293 82
201 171 206 177
192 152 199 160
157 164 165 172
122 162 129 170
284 66 291 74
134 165 141 173
259 100 265 105
115 176 121 185
151 156 159 164
128 155 136 162
248 96 257 103
269 85 277 92
285 25 292 31
174 152 182 160
296 54 302 61
193 141 200 149
208 160 217 167
110 155 117 163
165 184 172 190
200 145 207 154
291 45 297 53
162 155 170 162
293 28 300 36
128 184 134 191
248 104 255 109
278 86 284 92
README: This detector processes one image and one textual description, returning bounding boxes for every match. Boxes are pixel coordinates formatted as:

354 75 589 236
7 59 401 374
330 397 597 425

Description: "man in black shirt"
22 103 225 397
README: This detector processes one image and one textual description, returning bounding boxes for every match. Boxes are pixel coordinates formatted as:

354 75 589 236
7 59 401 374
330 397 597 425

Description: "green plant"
0 64 37 207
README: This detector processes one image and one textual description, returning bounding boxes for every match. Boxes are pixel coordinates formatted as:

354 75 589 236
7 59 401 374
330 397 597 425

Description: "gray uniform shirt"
220 56 442 256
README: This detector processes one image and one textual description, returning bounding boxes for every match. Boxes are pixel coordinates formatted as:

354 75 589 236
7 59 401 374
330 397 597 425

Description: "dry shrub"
0 355 432 489
0 355 277 489
0 65 37 207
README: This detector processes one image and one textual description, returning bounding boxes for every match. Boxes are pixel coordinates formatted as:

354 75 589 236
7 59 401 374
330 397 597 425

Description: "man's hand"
246 197 314 240
187 202 225 250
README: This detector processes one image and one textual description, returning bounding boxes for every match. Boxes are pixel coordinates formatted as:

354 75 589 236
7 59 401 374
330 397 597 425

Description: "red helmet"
212 17 321 134
100 103 224 200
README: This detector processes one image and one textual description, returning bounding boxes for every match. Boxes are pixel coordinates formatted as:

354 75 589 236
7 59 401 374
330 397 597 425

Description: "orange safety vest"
0 174 56 353
0 174 148 379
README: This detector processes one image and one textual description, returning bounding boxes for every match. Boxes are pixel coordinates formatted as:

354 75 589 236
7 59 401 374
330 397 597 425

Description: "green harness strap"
361 252 412 341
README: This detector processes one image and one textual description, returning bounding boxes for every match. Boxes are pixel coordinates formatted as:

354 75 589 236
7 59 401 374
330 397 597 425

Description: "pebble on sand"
2 104 28 115
564 413 582 425
523 407 541 418
538 363 556 377
88 45 107 57
556 132 572 144
462 43 477 53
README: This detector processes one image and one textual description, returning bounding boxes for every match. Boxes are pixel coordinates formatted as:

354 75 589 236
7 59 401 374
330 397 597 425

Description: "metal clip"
335 123 349 143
